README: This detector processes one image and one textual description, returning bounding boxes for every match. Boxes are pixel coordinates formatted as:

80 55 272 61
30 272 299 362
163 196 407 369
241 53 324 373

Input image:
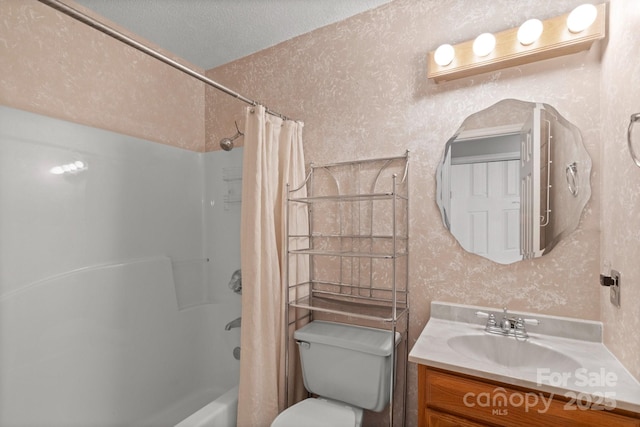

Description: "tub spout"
225 317 241 331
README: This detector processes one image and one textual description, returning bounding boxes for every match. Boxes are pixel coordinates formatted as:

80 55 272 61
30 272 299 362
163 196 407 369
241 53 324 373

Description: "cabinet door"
425 409 487 427
420 366 640 427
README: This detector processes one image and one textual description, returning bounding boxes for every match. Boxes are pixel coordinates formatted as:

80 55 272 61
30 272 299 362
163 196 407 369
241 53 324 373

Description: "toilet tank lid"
294 321 400 357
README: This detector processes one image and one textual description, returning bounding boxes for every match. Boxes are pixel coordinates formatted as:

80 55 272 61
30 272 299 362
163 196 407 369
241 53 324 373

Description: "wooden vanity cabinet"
418 365 640 427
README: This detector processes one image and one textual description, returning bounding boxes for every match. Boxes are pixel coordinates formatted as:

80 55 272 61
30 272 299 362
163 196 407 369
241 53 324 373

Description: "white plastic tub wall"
0 107 242 427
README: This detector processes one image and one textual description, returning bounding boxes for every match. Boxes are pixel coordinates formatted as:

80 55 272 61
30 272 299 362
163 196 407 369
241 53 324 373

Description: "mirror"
436 99 591 264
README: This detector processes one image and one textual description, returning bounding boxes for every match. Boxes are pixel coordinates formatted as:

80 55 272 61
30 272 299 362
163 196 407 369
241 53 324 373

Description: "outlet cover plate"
610 269 621 307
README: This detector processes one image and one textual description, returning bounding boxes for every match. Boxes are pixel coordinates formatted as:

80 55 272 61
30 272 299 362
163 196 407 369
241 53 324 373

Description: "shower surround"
0 106 242 426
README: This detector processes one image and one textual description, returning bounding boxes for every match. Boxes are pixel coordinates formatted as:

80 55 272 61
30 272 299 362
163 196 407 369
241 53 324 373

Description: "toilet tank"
294 321 400 412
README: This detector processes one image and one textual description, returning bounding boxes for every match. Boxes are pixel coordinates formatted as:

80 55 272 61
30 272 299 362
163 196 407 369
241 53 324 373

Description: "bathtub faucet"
228 269 242 295
225 317 241 331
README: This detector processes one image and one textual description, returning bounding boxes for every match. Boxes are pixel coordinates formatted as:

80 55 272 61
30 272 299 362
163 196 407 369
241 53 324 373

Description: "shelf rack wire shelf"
284 151 409 427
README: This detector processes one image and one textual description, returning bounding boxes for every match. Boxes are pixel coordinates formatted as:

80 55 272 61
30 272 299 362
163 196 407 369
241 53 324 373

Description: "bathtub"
175 385 238 427
0 257 240 427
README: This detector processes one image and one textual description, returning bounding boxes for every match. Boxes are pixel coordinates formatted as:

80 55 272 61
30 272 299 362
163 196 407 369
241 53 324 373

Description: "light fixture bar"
427 3 606 83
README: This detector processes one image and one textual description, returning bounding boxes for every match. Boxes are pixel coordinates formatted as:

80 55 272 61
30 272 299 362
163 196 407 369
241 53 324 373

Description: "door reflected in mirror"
436 99 591 264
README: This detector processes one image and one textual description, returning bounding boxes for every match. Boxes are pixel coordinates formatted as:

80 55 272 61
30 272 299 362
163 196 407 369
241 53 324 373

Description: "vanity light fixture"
472 33 496 57
517 19 543 46
427 3 606 83
567 4 598 33
434 44 455 66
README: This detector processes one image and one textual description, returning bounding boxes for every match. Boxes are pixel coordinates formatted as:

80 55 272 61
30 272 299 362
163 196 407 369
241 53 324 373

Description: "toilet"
271 321 400 427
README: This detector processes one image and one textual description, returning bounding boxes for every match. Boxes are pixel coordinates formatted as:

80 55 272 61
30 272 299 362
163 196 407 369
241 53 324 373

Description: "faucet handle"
476 311 496 327
514 317 540 330
487 313 497 327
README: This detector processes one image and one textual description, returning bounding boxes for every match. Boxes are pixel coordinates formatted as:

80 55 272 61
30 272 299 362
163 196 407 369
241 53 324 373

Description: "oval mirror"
436 99 591 264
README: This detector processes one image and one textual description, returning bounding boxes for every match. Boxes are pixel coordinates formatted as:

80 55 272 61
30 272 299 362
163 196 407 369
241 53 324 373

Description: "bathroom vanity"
409 302 640 426
418 366 639 426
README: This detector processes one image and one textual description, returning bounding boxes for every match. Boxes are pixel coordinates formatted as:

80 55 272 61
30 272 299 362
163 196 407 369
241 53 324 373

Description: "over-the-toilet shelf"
286 153 409 322
284 152 410 426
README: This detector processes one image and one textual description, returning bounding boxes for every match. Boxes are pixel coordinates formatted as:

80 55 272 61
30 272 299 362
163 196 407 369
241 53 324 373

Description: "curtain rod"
37 0 292 121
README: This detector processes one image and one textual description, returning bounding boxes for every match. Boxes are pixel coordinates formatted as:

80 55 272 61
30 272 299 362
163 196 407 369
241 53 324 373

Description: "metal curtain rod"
37 0 292 121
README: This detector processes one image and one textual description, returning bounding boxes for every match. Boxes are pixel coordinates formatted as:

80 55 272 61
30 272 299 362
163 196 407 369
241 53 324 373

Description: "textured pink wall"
206 1 607 424
0 0 205 151
600 0 640 381
4 0 636 423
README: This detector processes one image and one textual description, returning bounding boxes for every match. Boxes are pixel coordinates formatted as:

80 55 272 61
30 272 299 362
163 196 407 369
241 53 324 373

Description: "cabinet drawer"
425 409 486 427
424 368 639 427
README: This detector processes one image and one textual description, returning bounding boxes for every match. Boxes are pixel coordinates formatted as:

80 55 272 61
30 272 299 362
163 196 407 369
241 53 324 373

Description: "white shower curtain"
237 104 307 427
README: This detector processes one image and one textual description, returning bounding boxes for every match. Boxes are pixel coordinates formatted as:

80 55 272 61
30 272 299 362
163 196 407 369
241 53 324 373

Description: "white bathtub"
175 385 238 427
0 257 240 427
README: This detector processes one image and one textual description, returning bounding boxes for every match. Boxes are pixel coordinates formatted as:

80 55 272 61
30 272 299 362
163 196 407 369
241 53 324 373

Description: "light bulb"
567 4 597 33
434 44 455 66
517 19 543 46
473 33 496 57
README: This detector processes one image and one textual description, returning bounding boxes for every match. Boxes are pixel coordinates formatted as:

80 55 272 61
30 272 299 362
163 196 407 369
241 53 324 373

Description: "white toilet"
271 321 400 427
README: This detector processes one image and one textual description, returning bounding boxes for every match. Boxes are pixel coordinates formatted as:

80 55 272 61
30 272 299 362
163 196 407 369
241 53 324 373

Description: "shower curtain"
237 104 307 426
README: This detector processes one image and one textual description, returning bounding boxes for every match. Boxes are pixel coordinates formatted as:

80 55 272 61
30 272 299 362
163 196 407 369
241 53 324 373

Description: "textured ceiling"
73 0 392 70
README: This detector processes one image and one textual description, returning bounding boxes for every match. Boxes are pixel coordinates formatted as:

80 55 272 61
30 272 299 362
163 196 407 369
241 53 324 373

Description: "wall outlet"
610 269 621 308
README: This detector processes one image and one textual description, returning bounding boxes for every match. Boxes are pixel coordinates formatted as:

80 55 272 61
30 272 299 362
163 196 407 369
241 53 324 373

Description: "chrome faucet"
500 307 513 332
476 307 539 339
224 316 241 331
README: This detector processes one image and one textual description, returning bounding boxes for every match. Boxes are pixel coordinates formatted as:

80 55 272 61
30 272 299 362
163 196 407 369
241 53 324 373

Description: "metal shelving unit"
284 152 409 427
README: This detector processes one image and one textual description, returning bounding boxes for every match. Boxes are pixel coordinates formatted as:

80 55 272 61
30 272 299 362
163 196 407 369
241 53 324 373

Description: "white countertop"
409 302 640 413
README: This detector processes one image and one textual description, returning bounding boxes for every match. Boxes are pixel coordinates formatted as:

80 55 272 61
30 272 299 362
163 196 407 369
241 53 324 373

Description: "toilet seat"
271 398 362 427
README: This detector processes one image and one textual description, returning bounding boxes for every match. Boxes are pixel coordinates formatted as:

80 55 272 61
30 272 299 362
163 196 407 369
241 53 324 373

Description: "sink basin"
447 334 581 372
